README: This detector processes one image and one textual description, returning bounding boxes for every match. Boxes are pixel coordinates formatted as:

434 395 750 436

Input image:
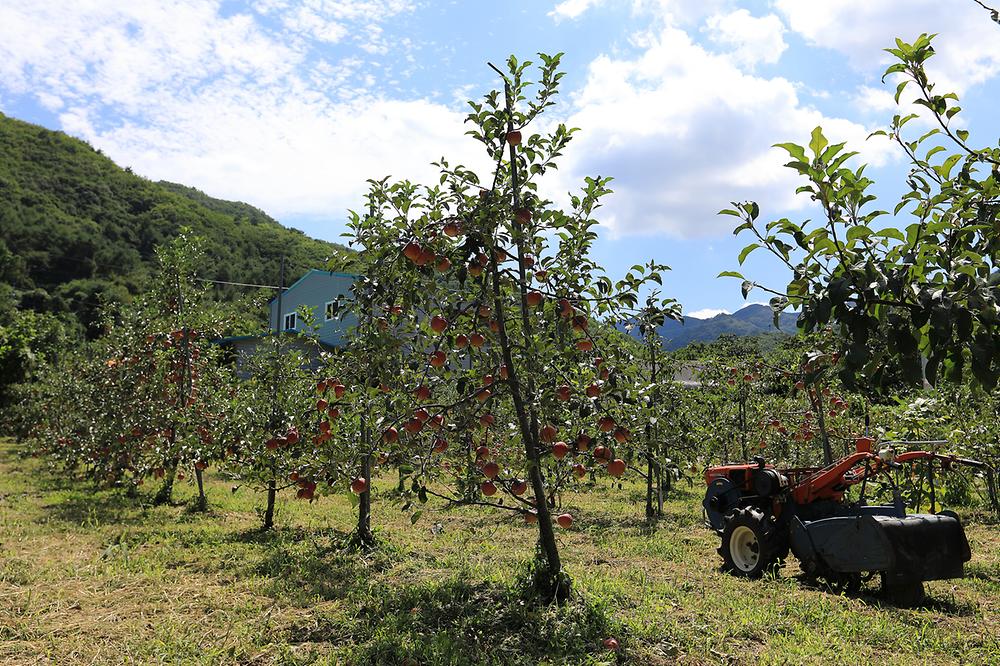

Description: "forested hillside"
0 113 346 335
655 304 798 350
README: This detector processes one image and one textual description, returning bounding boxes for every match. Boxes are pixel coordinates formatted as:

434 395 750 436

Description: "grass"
0 438 997 665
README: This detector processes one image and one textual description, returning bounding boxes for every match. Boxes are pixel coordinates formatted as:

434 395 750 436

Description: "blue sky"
2 1 999 317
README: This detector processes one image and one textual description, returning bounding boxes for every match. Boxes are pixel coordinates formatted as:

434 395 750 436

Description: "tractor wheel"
882 576 925 607
720 507 780 578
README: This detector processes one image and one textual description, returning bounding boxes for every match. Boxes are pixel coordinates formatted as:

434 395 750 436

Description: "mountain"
637 304 799 351
0 113 347 335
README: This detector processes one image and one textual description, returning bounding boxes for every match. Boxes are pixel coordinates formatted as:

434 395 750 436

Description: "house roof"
267 269 360 306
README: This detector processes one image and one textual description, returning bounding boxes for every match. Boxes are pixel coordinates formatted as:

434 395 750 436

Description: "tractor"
702 438 988 605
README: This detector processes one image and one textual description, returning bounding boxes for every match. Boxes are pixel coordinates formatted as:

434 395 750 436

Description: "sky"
2 1 999 319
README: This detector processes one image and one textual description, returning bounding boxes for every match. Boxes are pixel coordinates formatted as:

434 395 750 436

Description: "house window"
325 294 347 321
283 312 297 330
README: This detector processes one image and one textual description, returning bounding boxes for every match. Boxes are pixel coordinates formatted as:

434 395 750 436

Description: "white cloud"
0 0 484 223
853 85 897 114
546 21 897 239
687 307 729 319
704 9 787 68
550 0 605 21
774 0 1000 94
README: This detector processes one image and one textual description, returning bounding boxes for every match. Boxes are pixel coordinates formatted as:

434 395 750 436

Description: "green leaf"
717 271 745 279
738 244 760 265
773 142 807 162
809 127 828 158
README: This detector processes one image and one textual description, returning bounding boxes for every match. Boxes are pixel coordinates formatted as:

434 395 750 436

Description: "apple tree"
344 54 679 599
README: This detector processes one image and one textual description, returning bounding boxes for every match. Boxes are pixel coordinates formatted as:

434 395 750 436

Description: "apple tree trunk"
153 458 178 505
263 476 276 530
193 467 207 511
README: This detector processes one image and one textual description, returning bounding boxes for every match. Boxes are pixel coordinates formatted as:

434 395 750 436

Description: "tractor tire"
720 507 780 578
882 576 925 607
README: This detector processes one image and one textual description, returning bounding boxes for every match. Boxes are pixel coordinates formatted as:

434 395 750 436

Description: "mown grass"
0 438 997 665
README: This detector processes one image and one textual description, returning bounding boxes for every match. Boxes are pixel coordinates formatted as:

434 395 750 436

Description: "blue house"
218 270 359 377
269 269 359 345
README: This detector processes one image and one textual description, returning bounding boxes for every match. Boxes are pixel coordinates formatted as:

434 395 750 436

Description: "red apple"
573 463 587 479
556 513 573 528
443 221 461 237
433 438 449 454
540 424 558 443
506 130 522 146
510 479 528 495
429 350 447 368
455 334 469 349
417 247 435 266
470 333 486 348
436 257 452 272
526 291 543 307
430 315 449 333
524 510 538 524
481 481 498 496
351 477 368 494
383 427 399 443
556 385 571 401
585 383 601 398
403 242 421 262
552 441 569 459
558 298 573 318
607 459 626 477
482 462 500 479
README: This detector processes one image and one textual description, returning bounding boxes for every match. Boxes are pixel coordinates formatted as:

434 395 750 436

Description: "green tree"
724 33 1000 391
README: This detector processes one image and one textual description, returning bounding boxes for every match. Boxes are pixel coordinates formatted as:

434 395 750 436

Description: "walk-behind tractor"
703 440 988 605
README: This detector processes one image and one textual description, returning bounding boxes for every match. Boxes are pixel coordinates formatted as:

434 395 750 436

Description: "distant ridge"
622 304 799 350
